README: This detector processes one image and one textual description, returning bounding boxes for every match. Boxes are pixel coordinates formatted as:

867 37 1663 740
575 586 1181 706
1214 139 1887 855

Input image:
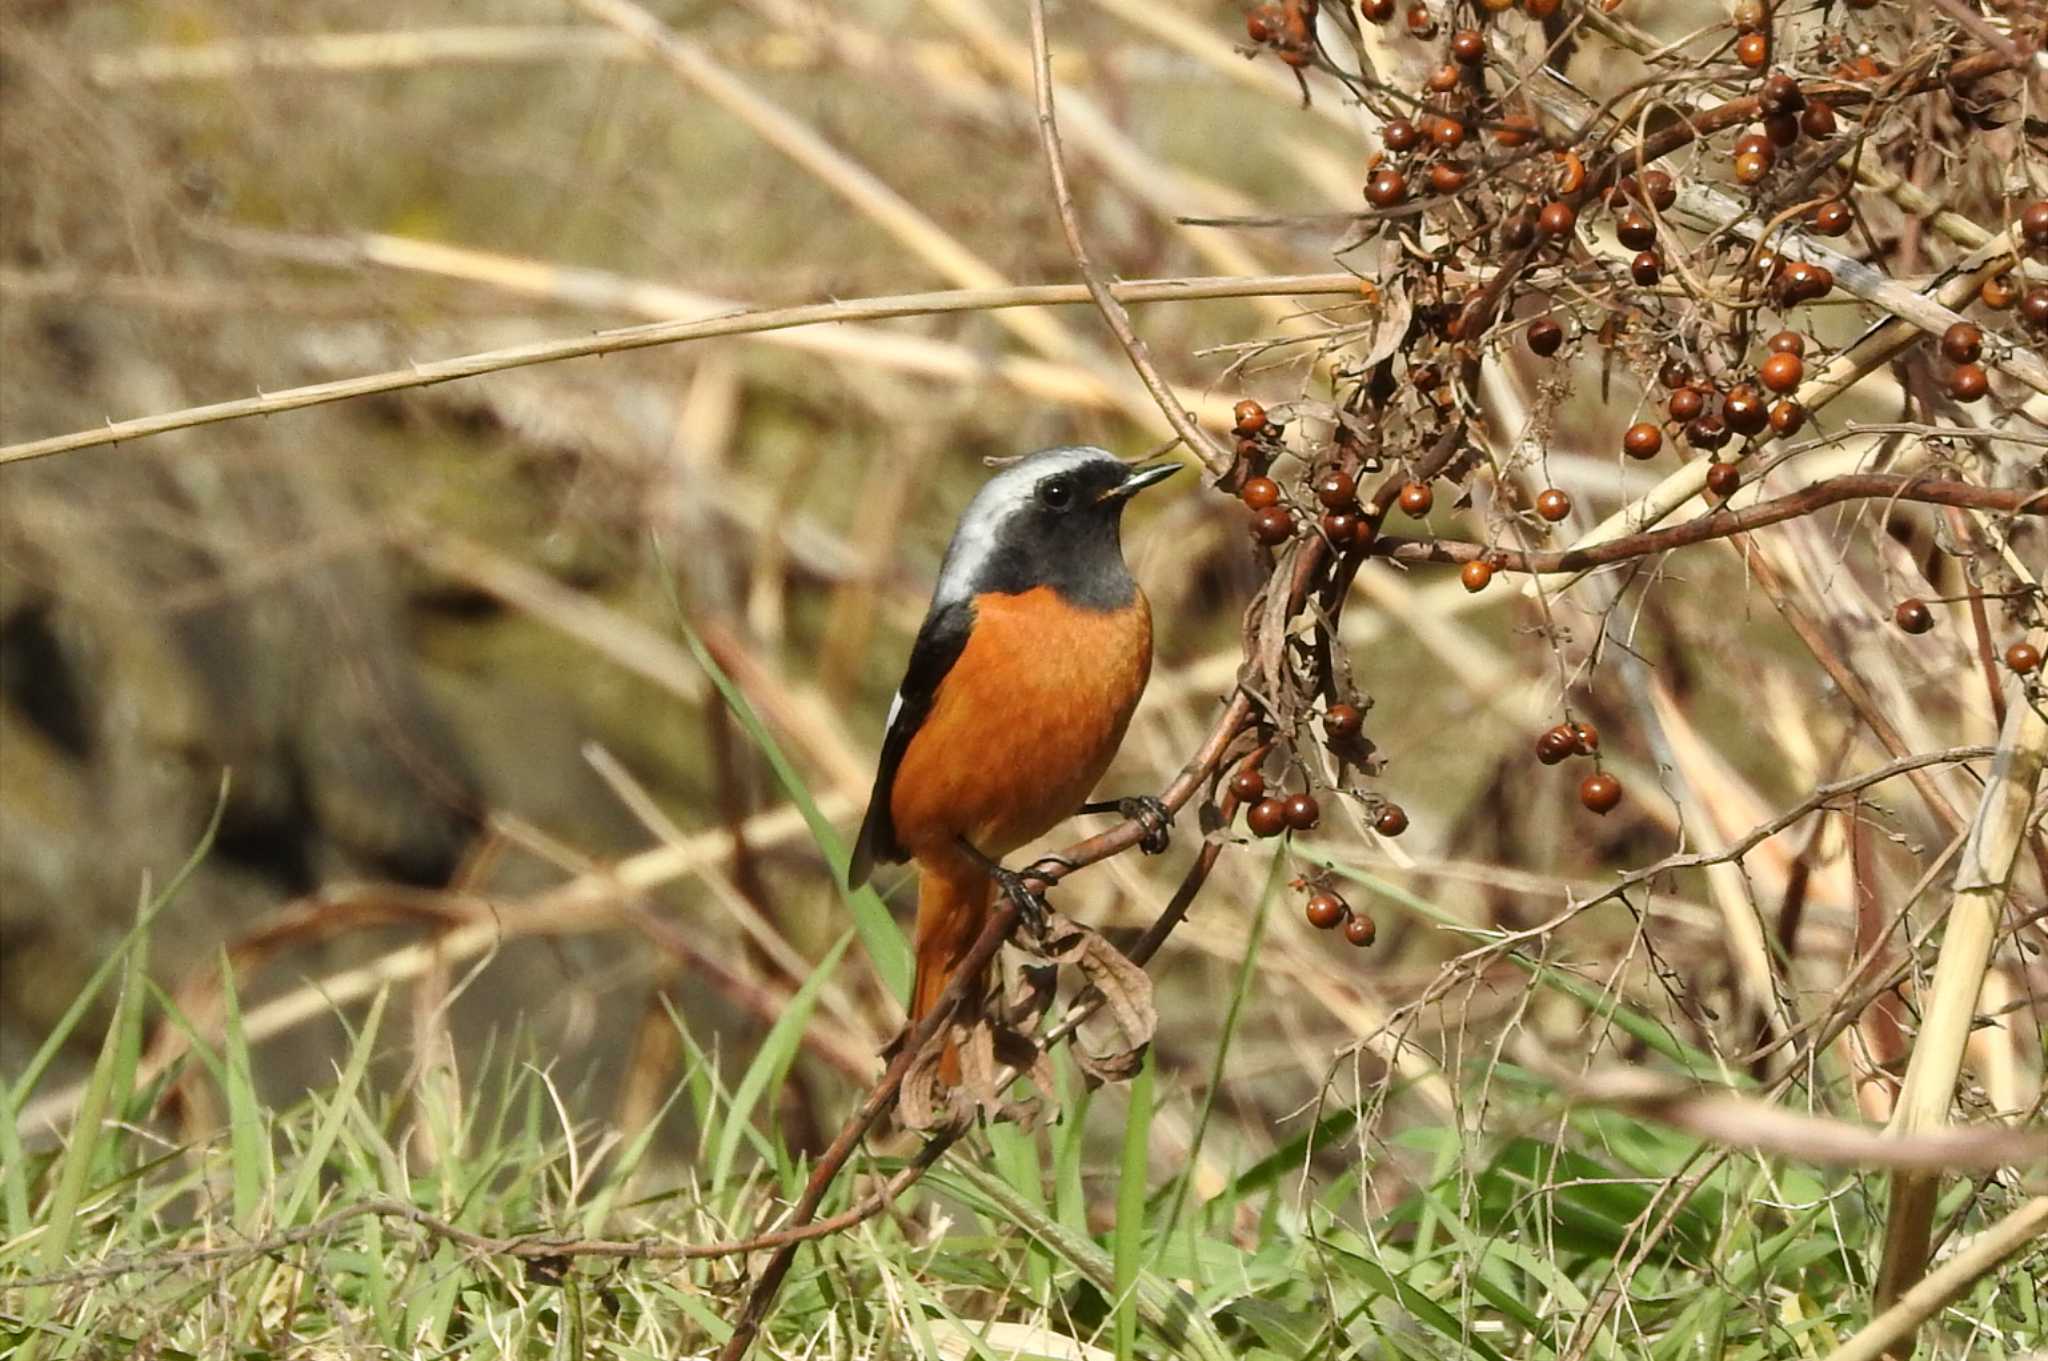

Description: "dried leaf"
1023 909 1157 1089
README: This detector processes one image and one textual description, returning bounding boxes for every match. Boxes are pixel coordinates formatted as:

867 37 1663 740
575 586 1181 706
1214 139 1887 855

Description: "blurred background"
2 0 2039 1202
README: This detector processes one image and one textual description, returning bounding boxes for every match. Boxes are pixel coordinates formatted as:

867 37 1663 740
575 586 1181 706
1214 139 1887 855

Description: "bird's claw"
991 863 1054 940
1119 796 1173 855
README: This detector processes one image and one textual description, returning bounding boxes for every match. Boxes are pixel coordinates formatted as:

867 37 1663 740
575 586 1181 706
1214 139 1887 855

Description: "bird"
848 445 1179 1080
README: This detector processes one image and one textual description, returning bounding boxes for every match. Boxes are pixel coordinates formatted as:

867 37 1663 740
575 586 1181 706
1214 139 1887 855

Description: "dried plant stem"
1874 648 2048 1325
1026 0 1235 475
1841 1197 2048 1361
0 271 1359 466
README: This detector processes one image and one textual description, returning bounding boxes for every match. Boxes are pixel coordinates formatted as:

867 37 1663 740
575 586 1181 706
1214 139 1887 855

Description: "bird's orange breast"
889 586 1152 862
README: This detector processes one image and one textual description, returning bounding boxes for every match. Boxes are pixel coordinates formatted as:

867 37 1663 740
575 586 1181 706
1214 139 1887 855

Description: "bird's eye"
1039 477 1074 510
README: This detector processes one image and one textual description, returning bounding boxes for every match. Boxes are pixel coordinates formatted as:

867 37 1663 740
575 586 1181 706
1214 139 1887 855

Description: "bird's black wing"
847 597 974 887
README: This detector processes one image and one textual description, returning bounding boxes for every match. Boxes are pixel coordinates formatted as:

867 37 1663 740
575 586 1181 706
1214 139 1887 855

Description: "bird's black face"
948 450 1179 611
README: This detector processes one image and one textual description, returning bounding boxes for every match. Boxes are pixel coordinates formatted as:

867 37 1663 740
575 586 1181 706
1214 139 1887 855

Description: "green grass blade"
651 538 912 1004
217 953 268 1235
710 930 851 1194
937 1157 1234 1361
7 774 225 1115
1112 1047 1155 1361
1156 842 1281 1248
19 885 152 1359
279 988 389 1227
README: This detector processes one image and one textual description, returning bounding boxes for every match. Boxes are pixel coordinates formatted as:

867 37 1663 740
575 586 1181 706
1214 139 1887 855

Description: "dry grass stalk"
1874 639 2047 1318
0 266 1361 464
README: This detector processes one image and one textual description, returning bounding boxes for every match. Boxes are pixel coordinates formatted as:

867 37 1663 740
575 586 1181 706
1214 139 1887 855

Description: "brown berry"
1246 4 1282 43
1374 803 1409 836
1407 4 1438 38
2007 642 2042 674
1343 913 1377 947
1536 488 1572 521
1305 892 1347 929
1734 132 1774 162
1811 201 1853 237
1570 722 1599 754
1706 461 1741 498
1410 362 1443 391
1940 322 1983 365
1731 0 1766 32
1315 467 1358 508
1761 73 1804 115
1668 386 1704 422
1366 168 1408 209
1461 559 1494 592
1241 475 1281 510
1579 771 1623 814
1800 100 1837 139
1759 351 1804 393
1326 703 1364 739
1764 112 1800 148
1284 792 1321 830
1631 251 1662 286
1893 598 1934 635
1429 163 1468 194
2021 286 2048 330
1252 505 1295 544
1734 32 1768 68
1724 384 1769 436
1687 413 1731 450
1451 29 1485 63
1398 481 1434 516
1383 118 1420 153
1536 725 1576 764
1766 330 1806 357
1230 767 1267 803
1734 151 1770 187
1232 399 1267 435
1641 170 1676 212
2022 201 2048 247
1429 115 1466 150
1623 422 1664 460
1362 0 1395 20
1538 200 1577 237
1321 509 1361 544
1527 316 1565 356
1617 209 1656 251
1981 274 2018 310
1523 0 1560 15
1247 797 1289 837
1949 363 1989 402
1768 399 1805 436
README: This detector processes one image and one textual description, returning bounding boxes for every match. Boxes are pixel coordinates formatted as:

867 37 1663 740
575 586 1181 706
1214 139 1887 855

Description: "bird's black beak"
1100 458 1182 503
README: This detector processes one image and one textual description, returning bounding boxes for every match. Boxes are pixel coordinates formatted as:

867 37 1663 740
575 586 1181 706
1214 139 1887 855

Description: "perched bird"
849 446 1178 1078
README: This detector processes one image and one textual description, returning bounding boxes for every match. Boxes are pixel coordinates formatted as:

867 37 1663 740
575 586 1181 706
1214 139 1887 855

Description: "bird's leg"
1079 794 1173 855
955 836 1052 939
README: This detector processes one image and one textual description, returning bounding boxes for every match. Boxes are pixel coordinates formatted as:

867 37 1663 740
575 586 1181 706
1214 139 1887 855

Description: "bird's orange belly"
890 586 1152 862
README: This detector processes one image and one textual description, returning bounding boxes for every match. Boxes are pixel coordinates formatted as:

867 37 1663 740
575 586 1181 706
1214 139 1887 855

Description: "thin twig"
1025 0 1235 477
0 273 1361 467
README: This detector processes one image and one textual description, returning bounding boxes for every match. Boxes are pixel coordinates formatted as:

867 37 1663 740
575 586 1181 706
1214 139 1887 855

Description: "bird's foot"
1080 795 1173 854
1118 796 1173 855
990 863 1054 940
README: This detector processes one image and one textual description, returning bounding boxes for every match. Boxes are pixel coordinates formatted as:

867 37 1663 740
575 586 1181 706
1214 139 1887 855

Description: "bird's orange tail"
909 856 995 1083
